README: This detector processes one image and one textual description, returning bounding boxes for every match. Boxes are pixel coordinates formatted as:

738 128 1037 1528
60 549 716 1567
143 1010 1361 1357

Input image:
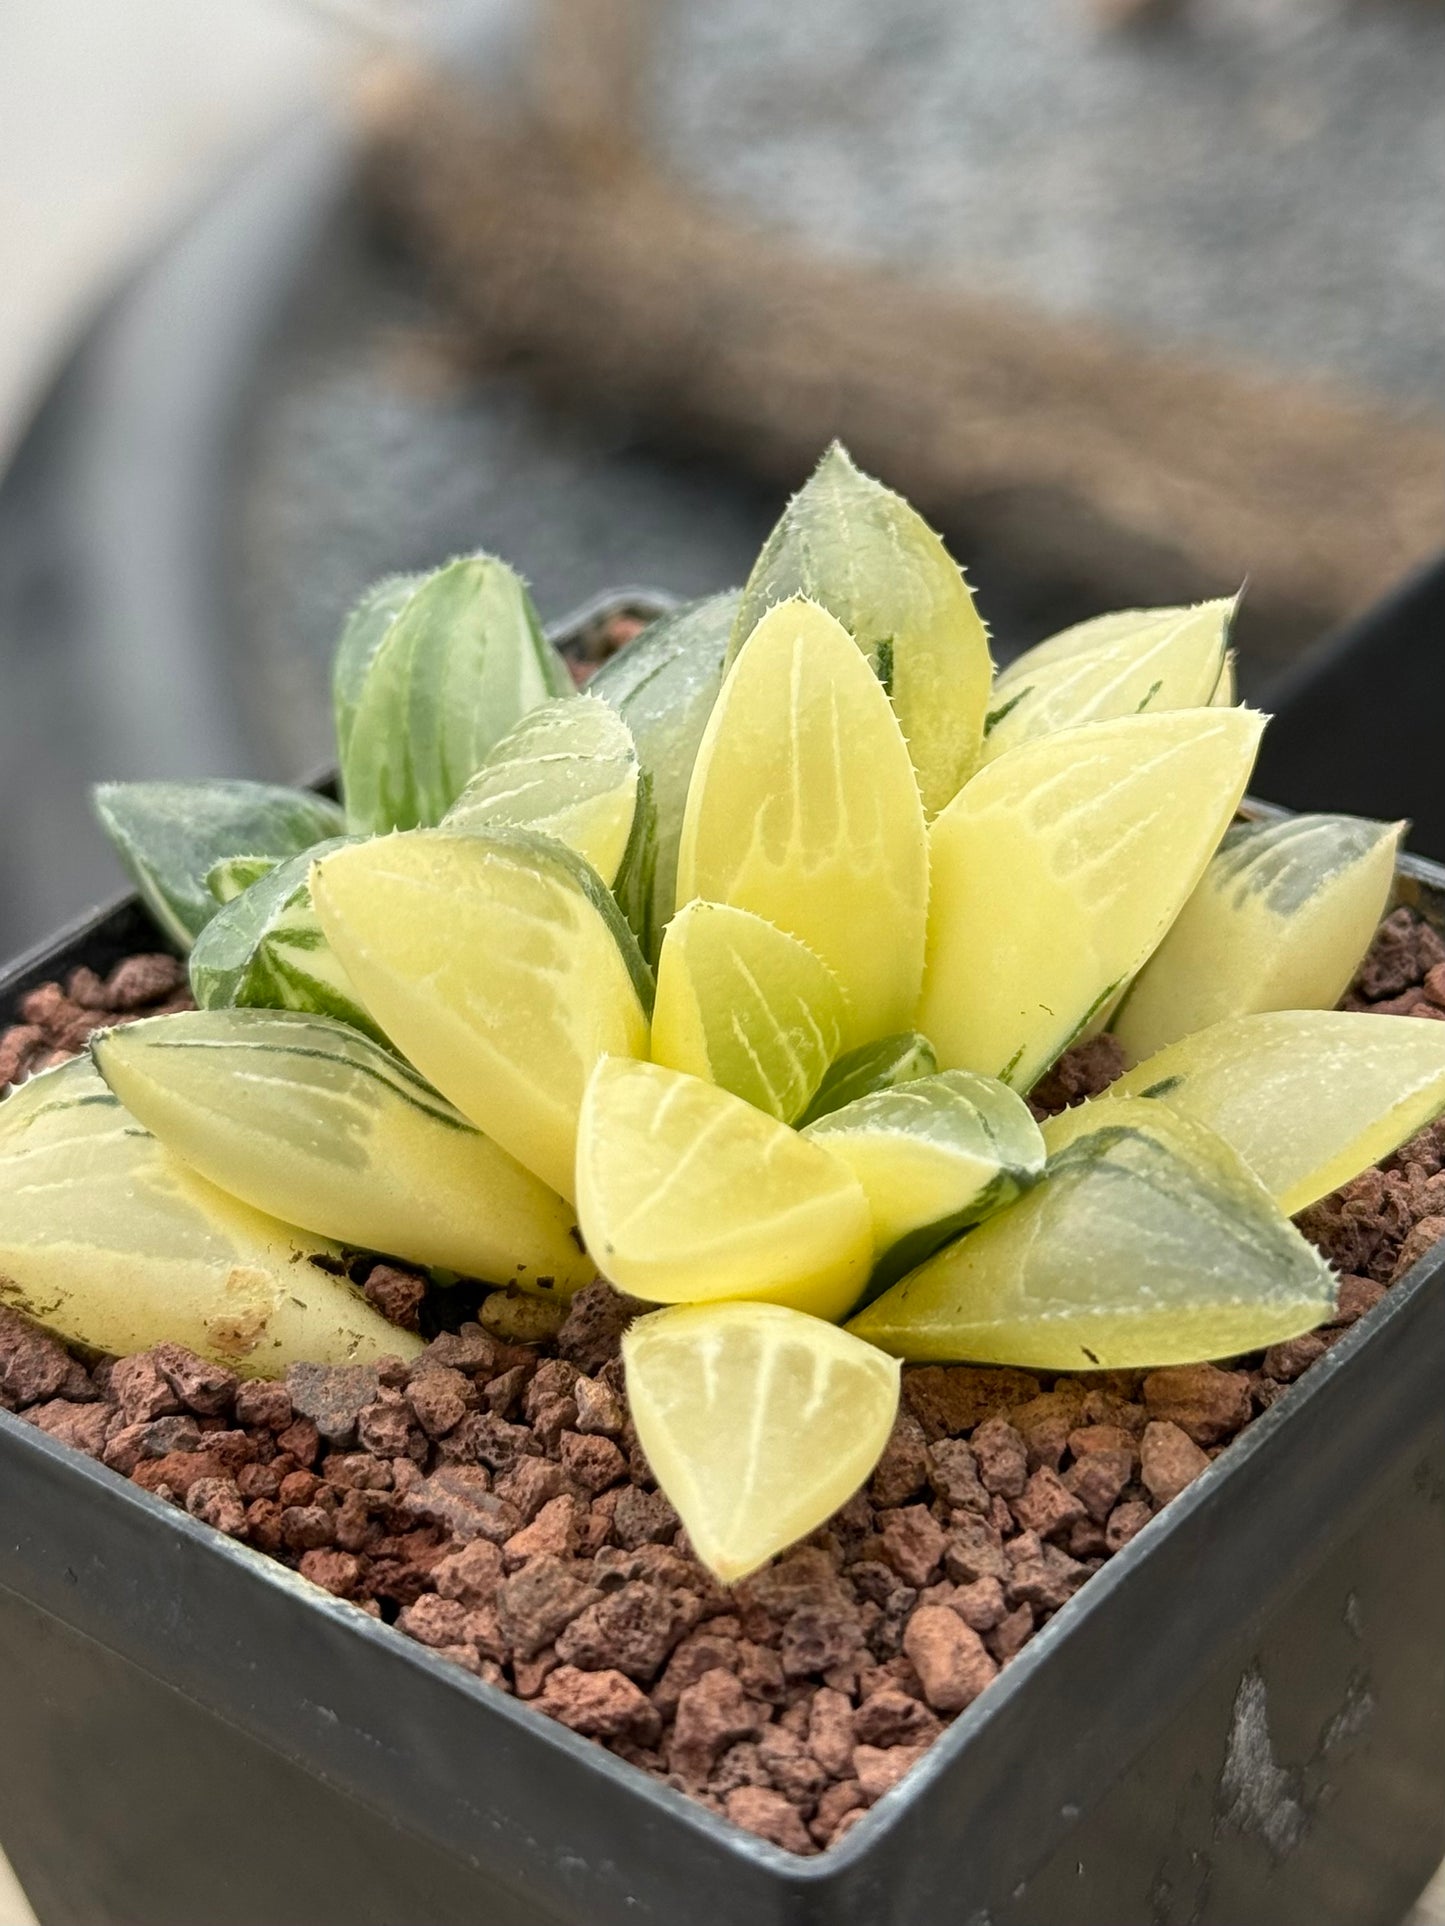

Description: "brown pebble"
537 1665 661 1744
902 1366 1040 1440
505 1495 582 1568
24 1399 113 1457
573 1374 625 1437
286 1361 380 1446
364 1264 428 1330
1328 1274 1388 1326
407 1367 472 1439
1141 1365 1251 1445
434 1539 505 1608
1139 1420 1211 1506
986 1603 1035 1665
949 1576 1007 1633
670 1669 770 1783
853 1742 928 1803
902 1605 998 1713
108 1352 182 1425
1105 1498 1153 1553
234 1379 292 1430
1262 1334 1329 1382
281 1504 335 1551
404 1466 521 1544
105 953 186 1009
811 1780 867 1847
970 1416 1029 1498
853 1686 941 1748
1005 1532 1087 1613
1061 1448 1134 1524
1011 1465 1087 1539
186 1477 247 1537
724 1786 816 1854
298 1549 364 1598
879 1504 947 1587
805 1686 856 1778
942 1515 1007 1585
152 1343 237 1416
495 1555 601 1658
560 1430 627 1493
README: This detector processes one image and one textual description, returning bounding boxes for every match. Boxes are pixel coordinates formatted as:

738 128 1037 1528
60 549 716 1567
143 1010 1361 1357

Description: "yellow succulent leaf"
312 830 650 1200
443 694 640 887
1114 813 1403 1060
94 1009 593 1293
729 444 991 814
575 1057 873 1321
0 1057 415 1374
651 900 845 1122
848 1097 1335 1369
623 1300 899 1583
804 1070 1045 1286
917 707 1266 1091
1105 1008 1445 1214
983 599 1233 762
678 596 929 1049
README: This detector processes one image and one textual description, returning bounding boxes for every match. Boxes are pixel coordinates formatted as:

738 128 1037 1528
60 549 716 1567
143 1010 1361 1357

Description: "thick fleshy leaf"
805 1070 1045 1293
729 444 991 814
206 855 279 905
984 599 1232 762
797 1033 939 1126
849 1098 1335 1369
1113 813 1403 1059
92 780 346 951
313 830 651 1200
442 695 640 887
576 1058 873 1321
332 573 423 765
1104 1009 1445 1214
679 597 929 1049
624 1301 899 1583
590 591 737 959
341 557 570 834
94 1009 593 1292
917 708 1265 1090
0 1057 415 1374
188 842 382 1042
650 901 845 1122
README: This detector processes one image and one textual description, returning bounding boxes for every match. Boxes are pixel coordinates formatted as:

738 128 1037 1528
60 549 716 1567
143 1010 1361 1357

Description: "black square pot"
3 607 1445 1926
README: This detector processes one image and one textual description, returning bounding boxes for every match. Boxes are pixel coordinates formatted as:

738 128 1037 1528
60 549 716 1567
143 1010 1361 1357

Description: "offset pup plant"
4 445 1445 1590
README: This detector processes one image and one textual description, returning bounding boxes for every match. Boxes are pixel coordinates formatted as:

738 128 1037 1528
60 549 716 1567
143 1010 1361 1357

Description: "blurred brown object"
364 3 1445 668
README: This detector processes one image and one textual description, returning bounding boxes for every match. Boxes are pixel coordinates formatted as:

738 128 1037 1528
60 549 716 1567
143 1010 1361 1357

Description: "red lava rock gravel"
4 909 1445 1854
0 954 192 1089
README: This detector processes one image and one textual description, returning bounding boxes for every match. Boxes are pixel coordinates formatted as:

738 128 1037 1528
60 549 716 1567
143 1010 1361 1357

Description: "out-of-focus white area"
0 0 352 464
0 1850 34 1926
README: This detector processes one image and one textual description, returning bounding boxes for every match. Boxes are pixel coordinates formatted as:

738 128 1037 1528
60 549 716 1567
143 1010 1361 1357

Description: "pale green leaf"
332 573 423 764
94 1008 594 1292
848 1098 1335 1369
729 444 992 814
590 591 737 959
341 556 571 834
0 1056 414 1373
92 780 346 950
797 1032 939 1126
1114 813 1403 1059
443 694 639 886
188 840 383 1041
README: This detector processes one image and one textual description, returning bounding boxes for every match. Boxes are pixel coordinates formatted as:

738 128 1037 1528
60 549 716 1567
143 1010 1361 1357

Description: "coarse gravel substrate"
3 907 1445 1854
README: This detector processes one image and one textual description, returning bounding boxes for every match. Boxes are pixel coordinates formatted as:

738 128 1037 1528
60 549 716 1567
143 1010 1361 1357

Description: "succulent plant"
5 450 1445 1584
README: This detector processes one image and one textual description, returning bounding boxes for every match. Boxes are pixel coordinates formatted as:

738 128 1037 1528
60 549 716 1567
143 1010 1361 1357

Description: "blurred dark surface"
1 0 1443 957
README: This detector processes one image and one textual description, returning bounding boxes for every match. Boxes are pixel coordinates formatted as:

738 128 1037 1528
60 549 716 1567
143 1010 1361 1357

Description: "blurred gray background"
0 0 1442 945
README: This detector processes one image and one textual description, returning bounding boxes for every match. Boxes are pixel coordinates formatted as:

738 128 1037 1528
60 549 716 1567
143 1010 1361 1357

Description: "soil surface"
3 907 1445 1855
